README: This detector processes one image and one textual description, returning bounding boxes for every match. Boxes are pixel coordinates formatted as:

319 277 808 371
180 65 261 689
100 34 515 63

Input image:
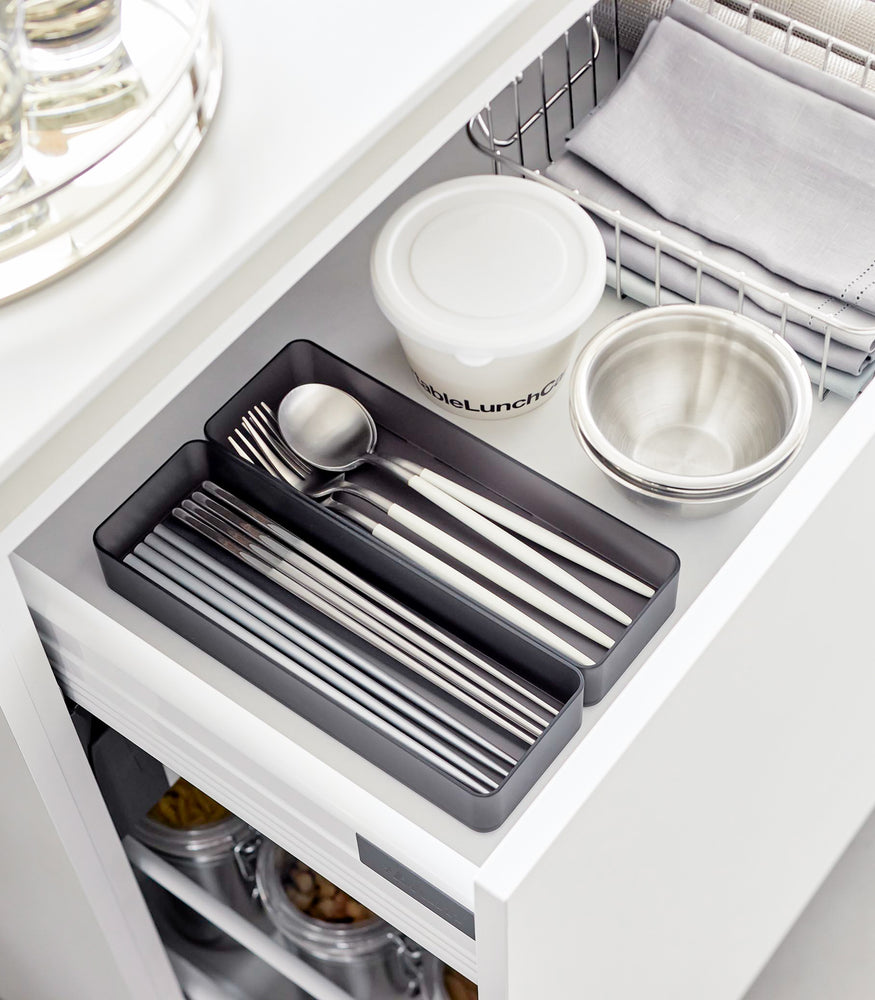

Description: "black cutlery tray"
96 340 679 830
205 340 680 703
95 441 585 831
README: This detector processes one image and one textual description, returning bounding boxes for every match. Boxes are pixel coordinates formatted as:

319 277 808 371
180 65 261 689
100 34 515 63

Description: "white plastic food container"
371 175 606 419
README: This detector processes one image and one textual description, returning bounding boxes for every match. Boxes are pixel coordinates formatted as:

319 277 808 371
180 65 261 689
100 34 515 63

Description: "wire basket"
467 0 875 400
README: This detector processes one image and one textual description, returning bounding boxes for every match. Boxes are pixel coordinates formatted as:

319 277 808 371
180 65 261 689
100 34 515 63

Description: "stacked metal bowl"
569 305 813 516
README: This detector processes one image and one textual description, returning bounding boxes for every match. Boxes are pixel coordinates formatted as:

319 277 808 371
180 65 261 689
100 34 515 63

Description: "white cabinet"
2 1 874 998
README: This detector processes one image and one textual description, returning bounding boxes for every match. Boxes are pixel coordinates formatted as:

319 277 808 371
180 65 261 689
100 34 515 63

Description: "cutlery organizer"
205 340 679 701
94 442 583 830
95 340 678 829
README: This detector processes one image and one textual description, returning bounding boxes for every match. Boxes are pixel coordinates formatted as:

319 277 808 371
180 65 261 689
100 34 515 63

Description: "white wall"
0 706 131 1000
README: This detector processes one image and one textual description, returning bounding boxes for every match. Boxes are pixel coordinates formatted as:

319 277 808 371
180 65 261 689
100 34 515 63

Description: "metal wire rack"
467 0 875 400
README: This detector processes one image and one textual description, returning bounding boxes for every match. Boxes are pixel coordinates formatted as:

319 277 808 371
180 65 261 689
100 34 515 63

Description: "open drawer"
8 6 875 1000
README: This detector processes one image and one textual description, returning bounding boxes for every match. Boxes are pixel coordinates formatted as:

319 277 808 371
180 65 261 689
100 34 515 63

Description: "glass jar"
255 840 417 999
134 810 261 948
420 953 479 1000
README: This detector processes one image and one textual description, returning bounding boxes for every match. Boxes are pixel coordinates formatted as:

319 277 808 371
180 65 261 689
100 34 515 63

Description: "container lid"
134 813 253 860
370 175 606 361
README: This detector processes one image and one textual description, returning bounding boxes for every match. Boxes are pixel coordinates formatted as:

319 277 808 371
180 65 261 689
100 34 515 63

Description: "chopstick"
126 553 496 794
180 499 542 738
385 459 633 624
201 482 558 717
149 527 515 775
174 505 539 745
190 490 551 729
333 501 597 670
393 459 656 598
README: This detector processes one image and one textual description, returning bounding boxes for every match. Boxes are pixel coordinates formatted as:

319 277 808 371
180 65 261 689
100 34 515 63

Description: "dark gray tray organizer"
94 441 585 831
205 340 680 704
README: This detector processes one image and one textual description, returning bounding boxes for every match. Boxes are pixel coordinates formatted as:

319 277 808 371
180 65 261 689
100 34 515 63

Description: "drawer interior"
13 103 851 864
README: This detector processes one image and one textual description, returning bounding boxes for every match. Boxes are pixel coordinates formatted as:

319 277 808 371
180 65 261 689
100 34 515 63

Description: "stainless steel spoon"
277 383 652 604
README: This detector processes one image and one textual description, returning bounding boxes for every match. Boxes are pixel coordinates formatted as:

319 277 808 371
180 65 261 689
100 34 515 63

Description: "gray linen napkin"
566 11 875 314
546 152 874 373
594 0 875 61
669 0 875 122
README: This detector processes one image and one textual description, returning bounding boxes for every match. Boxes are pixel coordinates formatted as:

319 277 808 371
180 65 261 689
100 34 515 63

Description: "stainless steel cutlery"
124 478 581 790
227 393 656 661
132 382 657 790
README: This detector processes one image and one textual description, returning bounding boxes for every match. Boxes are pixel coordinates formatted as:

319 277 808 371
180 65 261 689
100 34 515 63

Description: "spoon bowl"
277 384 378 473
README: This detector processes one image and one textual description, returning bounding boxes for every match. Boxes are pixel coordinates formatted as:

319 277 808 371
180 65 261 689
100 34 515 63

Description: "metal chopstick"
148 529 513 776
201 482 557 716
129 549 497 793
191 491 550 728
138 540 501 787
182 498 543 738
174 506 537 745
126 553 493 793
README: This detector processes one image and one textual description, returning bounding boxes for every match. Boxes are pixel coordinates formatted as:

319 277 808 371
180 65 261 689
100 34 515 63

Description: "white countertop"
0 0 592 495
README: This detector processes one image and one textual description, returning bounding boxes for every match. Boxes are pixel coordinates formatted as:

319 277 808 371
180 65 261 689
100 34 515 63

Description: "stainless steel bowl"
575 427 806 517
580 424 807 500
569 305 812 513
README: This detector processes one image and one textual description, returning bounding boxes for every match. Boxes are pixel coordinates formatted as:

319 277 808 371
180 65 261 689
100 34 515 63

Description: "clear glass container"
0 0 221 302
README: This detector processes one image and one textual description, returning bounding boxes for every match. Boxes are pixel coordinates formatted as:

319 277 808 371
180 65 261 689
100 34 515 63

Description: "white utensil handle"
417 467 655 598
370 524 595 668
385 501 613 648
406 474 631 625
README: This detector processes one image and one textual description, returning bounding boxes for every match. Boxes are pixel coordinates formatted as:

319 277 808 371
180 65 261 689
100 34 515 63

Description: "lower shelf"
130 837 445 1000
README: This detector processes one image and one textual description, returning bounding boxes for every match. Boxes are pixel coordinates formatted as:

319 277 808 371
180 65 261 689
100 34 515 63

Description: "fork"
227 403 615 649
232 406 631 625
228 403 311 482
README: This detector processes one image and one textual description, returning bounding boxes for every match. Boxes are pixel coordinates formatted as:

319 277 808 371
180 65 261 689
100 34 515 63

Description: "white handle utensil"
335 502 596 670
394 459 655 598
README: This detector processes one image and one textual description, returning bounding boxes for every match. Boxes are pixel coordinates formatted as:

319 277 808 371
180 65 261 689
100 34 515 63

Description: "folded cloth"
668 1 875 122
594 0 875 65
566 7 875 314
546 152 875 373
600 259 875 399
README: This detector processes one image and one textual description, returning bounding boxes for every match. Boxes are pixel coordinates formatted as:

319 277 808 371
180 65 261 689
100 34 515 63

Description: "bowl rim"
569 305 813 492
579 416 808 498
573 420 807 508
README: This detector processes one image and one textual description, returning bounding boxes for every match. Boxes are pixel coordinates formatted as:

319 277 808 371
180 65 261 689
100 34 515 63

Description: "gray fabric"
546 152 874 372
669 0 875 119
566 13 875 314
594 0 875 56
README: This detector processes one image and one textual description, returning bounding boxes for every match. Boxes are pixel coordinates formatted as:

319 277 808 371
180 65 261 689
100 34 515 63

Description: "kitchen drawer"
9 11 875 1000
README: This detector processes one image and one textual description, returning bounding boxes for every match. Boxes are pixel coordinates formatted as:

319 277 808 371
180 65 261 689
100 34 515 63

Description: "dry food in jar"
282 858 374 924
444 966 478 1000
146 777 231 829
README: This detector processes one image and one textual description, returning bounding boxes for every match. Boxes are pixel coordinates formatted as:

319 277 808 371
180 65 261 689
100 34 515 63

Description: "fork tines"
229 401 310 481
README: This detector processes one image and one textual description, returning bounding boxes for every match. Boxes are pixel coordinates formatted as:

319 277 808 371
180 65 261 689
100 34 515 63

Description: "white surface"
0 560 182 1000
0 2 600 997
476 398 875 998
0 0 596 483
744 805 875 1000
8 119 855 995
2 5 874 1000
